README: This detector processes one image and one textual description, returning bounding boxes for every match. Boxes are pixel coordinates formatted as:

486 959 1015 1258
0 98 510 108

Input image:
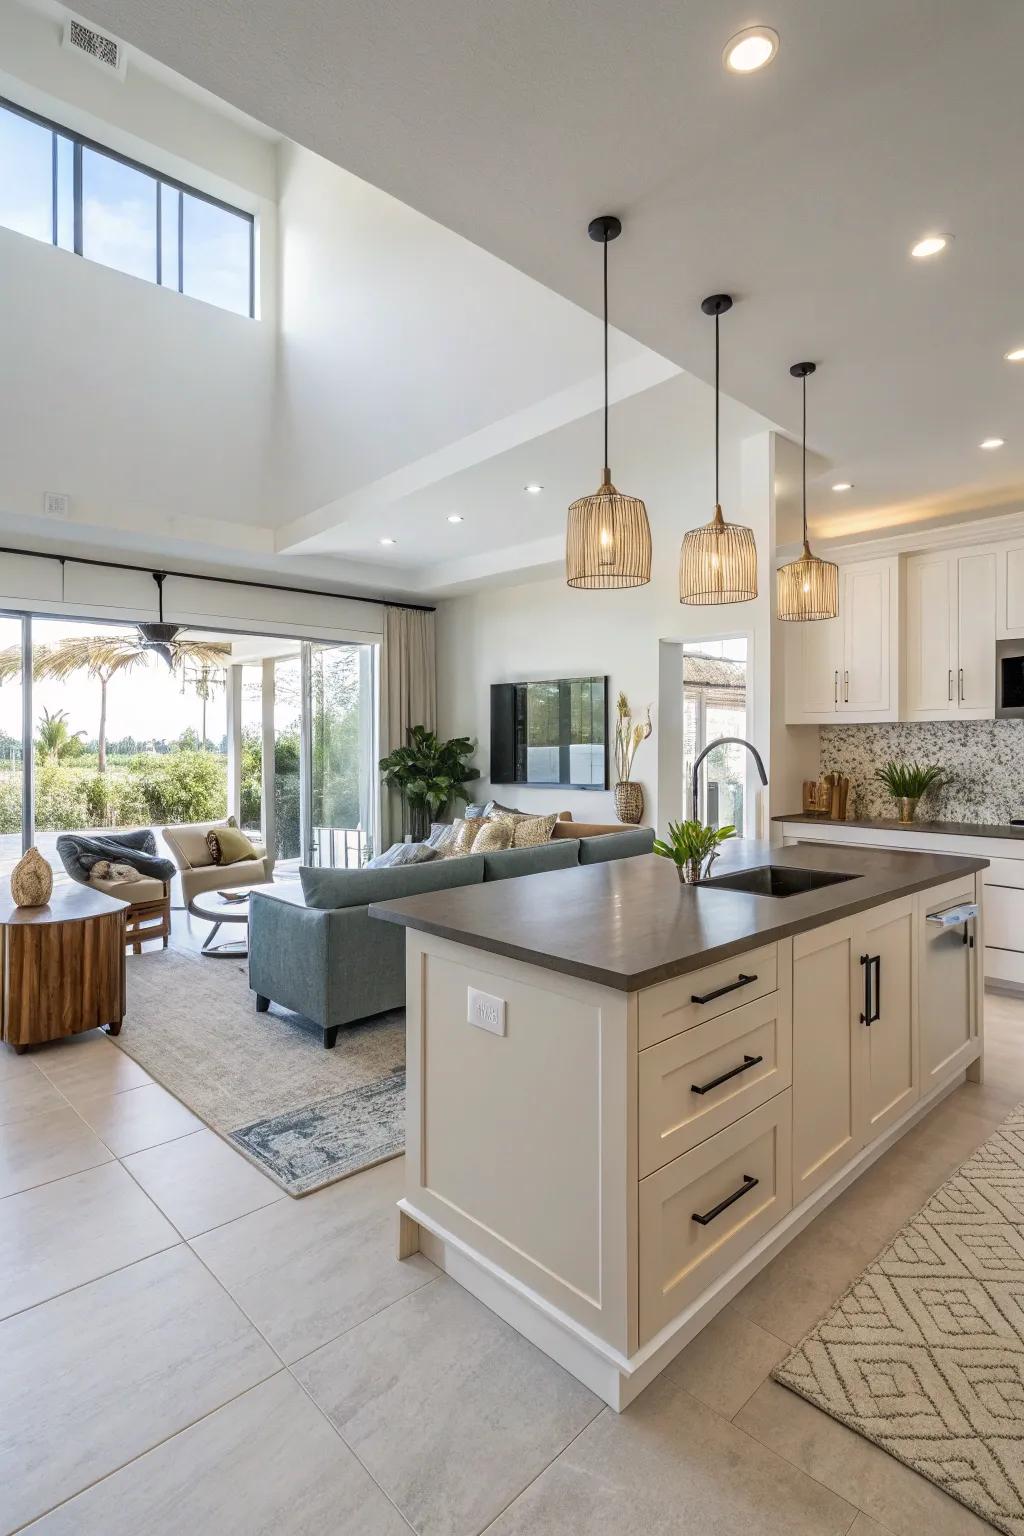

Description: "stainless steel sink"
696 865 860 898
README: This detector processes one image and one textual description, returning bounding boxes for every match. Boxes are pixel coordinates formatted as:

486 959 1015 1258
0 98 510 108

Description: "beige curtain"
379 606 437 848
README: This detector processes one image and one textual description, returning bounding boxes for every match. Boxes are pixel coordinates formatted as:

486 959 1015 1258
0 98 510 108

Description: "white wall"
0 1 279 543
436 394 791 831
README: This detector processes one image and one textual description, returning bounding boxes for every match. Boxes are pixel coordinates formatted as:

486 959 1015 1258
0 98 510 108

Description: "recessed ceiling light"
524 483 543 494
910 234 950 259
723 26 779 73
379 536 396 545
832 482 853 492
446 514 464 523
980 437 1005 450
1005 348 1024 363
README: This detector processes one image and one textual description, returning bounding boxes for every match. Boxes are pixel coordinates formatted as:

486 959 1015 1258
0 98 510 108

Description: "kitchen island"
370 840 986 1409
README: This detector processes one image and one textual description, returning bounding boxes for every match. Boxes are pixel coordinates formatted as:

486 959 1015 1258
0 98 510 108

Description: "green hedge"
0 750 228 834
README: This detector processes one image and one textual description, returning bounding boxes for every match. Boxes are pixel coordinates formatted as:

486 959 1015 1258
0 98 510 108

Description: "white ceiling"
71 0 1024 572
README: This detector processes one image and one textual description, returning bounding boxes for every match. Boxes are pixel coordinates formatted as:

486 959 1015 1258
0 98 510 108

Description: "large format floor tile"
664 1303 789 1420
0 1160 178 1319
0 1064 67 1128
35 1034 152 1103
486 1371 856 1536
73 1080 203 1157
0 1244 278 1534
193 1155 436 1362
735 1379 995 1536
124 1127 284 1237
28 1372 411 1536
296 1275 600 1536
0 1104 112 1199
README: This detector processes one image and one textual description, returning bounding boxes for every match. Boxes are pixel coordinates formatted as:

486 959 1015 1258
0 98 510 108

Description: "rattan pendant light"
679 295 758 605
776 361 839 621
566 215 651 589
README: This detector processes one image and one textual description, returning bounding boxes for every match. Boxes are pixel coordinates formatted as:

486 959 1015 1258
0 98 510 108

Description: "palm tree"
35 707 85 765
0 634 229 772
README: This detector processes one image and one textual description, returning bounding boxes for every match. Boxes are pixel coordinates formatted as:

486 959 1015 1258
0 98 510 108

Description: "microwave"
996 640 1024 718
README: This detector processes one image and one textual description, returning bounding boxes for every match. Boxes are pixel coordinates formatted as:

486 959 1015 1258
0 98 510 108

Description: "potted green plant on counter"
874 759 946 824
379 726 480 841
653 819 736 885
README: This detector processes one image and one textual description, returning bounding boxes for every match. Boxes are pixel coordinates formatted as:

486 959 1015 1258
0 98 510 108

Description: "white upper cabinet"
784 557 898 724
997 541 1024 637
904 550 995 720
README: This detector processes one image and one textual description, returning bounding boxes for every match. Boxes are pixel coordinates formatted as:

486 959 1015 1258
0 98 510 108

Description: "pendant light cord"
714 312 720 506
603 234 609 472
801 372 808 546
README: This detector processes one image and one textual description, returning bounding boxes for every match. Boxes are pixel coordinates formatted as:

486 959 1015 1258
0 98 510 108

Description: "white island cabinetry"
382 849 984 1410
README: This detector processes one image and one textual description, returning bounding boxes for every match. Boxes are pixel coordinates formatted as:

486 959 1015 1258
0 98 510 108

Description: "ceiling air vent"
62 17 127 79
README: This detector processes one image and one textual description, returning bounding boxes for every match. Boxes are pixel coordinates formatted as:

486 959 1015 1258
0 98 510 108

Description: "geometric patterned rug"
774 1102 1024 1535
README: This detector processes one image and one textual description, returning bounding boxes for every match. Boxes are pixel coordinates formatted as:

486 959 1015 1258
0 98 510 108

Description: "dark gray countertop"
369 840 987 992
775 813 1024 841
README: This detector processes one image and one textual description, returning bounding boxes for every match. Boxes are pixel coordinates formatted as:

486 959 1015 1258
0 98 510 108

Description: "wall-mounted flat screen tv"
490 676 608 789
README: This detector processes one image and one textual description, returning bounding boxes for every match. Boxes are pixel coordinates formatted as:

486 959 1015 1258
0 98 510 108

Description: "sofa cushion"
578 828 655 864
471 818 514 853
482 840 580 881
366 841 439 869
89 873 167 904
163 817 238 870
207 825 259 865
300 853 485 910
439 818 484 859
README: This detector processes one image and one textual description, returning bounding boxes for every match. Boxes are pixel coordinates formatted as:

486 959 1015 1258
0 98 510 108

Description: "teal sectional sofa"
248 828 653 1047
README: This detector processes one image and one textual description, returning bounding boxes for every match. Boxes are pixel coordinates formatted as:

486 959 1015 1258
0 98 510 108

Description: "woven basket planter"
614 781 644 825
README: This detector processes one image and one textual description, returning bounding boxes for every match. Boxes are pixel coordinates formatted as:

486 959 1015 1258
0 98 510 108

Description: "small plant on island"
874 759 946 823
653 818 736 885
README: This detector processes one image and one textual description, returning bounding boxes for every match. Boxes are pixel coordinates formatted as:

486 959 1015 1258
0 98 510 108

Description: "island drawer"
638 990 793 1177
638 1091 792 1344
638 944 778 1050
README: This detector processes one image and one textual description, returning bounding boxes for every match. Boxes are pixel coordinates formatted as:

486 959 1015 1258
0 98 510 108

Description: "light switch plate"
467 986 506 1036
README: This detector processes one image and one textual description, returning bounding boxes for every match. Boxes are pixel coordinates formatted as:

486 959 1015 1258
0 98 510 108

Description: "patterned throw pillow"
426 823 456 853
366 841 438 869
462 804 489 820
441 818 483 859
495 812 559 848
471 818 515 853
206 826 258 864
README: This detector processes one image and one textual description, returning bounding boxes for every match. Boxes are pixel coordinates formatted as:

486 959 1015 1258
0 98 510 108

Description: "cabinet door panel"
1005 545 1024 635
905 554 955 719
957 553 996 715
792 918 861 1202
857 897 916 1140
785 617 840 722
841 562 893 716
918 879 979 1089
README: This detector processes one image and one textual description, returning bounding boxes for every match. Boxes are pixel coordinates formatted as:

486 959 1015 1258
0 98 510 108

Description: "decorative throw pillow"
426 822 456 851
206 826 258 865
484 799 526 818
462 804 489 820
90 860 145 884
471 818 515 853
441 817 483 859
497 811 559 848
366 841 438 869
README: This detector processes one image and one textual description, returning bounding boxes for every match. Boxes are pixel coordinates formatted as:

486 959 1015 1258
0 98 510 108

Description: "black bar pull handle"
691 972 757 1006
870 954 881 1024
859 952 870 1024
692 1174 759 1226
691 1054 764 1096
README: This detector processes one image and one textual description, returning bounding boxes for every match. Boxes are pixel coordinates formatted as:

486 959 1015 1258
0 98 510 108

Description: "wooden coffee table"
0 882 127 1051
189 888 251 957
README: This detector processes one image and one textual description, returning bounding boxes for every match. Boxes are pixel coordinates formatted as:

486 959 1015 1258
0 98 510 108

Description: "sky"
0 101 251 315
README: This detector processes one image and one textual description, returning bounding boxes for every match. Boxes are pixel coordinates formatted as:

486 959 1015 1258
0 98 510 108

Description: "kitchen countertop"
775 813 1024 841
369 839 987 992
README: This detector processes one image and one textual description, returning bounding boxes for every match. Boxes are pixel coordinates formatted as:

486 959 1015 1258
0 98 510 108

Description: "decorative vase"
614 780 644 825
676 857 703 885
10 846 53 907
897 796 919 824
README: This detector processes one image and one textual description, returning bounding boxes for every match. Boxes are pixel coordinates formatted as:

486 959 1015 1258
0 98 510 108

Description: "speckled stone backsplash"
820 721 1024 823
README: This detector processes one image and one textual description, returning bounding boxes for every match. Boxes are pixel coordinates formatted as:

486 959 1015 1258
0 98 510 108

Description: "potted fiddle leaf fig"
379 725 480 841
653 819 736 885
874 759 946 824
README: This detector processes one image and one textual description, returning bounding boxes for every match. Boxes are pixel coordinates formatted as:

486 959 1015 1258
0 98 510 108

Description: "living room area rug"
115 949 405 1196
774 1101 1024 1535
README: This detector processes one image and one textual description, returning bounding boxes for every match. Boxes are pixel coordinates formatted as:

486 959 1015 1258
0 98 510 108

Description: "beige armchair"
161 818 270 907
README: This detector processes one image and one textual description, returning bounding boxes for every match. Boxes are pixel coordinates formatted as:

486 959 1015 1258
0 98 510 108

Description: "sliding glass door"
305 642 377 867
0 616 25 877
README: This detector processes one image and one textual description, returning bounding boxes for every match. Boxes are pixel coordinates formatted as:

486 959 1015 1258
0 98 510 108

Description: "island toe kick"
395 873 984 1410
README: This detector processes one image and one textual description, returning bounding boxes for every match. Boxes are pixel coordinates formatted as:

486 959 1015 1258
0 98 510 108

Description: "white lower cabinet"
792 897 917 1204
638 1092 792 1344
